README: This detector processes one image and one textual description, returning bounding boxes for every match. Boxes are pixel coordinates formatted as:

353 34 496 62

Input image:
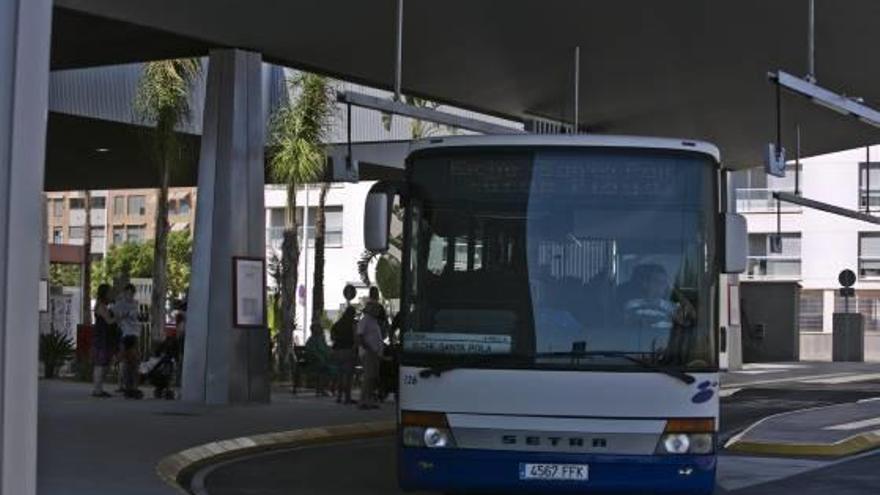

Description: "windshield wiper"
418 354 529 378
532 351 696 385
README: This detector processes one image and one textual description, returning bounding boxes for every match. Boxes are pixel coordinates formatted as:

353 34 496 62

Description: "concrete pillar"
182 49 269 404
0 0 52 493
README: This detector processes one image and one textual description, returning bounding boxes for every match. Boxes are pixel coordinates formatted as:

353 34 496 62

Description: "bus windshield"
402 147 719 371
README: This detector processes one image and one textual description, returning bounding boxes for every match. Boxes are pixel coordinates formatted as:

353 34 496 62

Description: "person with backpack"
330 306 357 404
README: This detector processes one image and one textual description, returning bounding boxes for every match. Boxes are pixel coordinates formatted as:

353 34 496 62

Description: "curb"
724 405 880 458
155 420 396 494
725 429 880 457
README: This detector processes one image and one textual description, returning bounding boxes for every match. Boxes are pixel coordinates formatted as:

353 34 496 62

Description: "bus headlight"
401 426 455 448
402 426 426 447
656 433 715 455
661 434 690 454
656 418 716 455
424 427 450 448
400 411 456 448
688 433 715 454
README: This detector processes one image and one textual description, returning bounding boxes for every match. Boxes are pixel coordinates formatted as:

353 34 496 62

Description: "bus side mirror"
364 192 390 253
723 213 747 274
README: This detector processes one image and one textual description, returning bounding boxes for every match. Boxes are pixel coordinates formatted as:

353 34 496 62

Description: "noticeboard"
232 256 266 328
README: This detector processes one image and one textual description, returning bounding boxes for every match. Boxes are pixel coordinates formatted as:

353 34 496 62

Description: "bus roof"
409 134 721 163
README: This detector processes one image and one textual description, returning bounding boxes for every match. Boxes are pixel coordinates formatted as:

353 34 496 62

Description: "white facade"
736 145 880 336
264 182 375 343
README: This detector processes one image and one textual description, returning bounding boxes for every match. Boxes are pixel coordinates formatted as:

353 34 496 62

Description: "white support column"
182 49 269 404
823 289 835 332
0 0 52 493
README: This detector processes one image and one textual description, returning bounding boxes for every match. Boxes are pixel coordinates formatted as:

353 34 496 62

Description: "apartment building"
47 188 197 254
734 145 880 349
46 191 108 255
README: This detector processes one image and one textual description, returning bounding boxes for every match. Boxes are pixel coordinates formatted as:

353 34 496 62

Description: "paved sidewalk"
38 379 393 495
722 362 880 389
726 398 880 457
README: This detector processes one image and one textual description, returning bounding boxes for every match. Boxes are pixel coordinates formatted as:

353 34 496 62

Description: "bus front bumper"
399 447 716 494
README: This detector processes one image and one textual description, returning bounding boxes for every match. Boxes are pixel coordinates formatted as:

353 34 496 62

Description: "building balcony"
736 189 801 214
744 256 801 280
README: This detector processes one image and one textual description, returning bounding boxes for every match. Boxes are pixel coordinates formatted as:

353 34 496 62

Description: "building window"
835 290 880 331
859 233 880 278
269 208 286 228
113 196 125 217
295 208 315 247
69 198 85 210
68 226 84 239
128 195 146 217
52 199 64 217
266 208 286 251
746 233 801 279
295 206 343 248
90 196 106 209
91 226 105 240
178 194 192 215
126 225 146 244
325 207 343 247
860 162 880 210
52 227 63 244
800 290 823 332
112 226 125 244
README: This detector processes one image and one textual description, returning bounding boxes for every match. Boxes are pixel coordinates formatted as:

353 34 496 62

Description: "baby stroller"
139 337 179 400
142 354 176 399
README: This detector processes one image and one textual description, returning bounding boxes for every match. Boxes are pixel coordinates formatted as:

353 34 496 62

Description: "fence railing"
736 189 802 213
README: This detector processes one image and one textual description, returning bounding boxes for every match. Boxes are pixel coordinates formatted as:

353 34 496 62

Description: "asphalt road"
196 376 880 495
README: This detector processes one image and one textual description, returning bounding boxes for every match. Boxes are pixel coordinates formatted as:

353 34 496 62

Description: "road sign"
839 269 857 288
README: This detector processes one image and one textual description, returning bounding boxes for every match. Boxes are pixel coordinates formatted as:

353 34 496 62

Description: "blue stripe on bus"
399 447 715 494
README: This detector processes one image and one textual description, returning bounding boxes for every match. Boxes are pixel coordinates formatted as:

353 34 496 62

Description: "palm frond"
268 73 336 187
134 58 201 128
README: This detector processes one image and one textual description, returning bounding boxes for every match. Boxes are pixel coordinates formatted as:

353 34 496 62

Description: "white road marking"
719 388 741 398
801 373 880 385
824 416 880 431
741 363 809 370
857 397 880 404
732 370 787 375
721 372 856 389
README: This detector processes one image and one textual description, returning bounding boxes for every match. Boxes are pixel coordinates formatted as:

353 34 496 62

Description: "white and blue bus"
363 135 746 494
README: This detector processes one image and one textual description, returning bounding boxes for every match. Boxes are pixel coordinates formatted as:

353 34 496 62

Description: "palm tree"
268 72 334 376
311 183 330 326
134 58 201 342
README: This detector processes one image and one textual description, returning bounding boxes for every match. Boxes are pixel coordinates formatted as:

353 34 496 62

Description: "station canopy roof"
50 0 880 176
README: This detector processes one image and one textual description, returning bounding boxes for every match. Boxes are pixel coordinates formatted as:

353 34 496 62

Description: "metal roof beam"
336 91 525 136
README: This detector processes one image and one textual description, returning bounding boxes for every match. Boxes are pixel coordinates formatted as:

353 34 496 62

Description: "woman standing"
92 284 116 398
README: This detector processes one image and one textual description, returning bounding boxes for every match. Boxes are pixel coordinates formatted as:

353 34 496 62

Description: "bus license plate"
519 463 589 481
